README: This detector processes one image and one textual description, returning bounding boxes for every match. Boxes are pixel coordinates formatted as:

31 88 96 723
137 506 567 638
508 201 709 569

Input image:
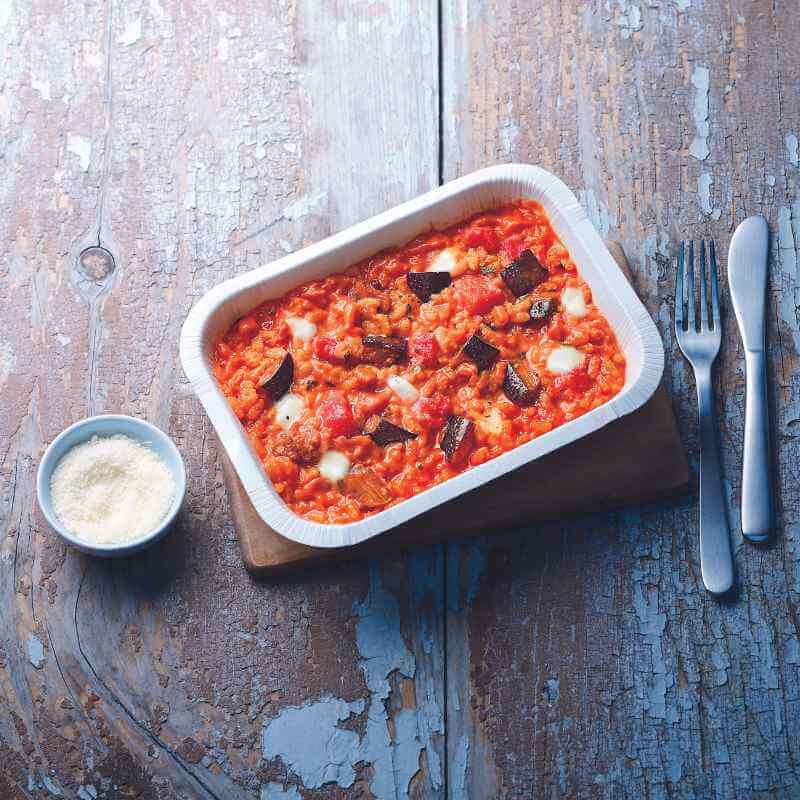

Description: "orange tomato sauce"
214 200 626 524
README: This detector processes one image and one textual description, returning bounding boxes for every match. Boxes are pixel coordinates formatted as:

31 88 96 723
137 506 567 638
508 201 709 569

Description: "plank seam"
97 0 115 246
436 3 449 797
437 0 444 188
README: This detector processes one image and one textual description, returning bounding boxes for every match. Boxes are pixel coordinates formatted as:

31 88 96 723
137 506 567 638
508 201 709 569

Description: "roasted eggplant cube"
341 468 392 509
529 299 554 322
503 361 541 406
501 250 549 297
259 352 293 401
362 335 407 365
463 333 499 371
440 415 474 462
407 271 452 302
364 417 417 445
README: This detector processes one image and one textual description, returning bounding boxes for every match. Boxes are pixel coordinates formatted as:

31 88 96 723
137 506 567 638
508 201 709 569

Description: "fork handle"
695 367 734 595
742 350 772 541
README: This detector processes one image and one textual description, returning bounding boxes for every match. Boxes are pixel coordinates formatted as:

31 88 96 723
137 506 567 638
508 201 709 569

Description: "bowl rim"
36 414 187 555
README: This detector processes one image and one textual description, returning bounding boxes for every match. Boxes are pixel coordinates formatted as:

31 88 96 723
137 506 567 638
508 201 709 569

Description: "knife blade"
728 216 772 541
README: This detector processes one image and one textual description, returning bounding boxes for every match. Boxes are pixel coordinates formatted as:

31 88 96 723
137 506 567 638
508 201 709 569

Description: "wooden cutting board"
219 243 689 575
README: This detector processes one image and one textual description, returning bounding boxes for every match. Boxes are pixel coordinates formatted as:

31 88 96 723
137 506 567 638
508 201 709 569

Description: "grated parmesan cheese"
50 435 175 544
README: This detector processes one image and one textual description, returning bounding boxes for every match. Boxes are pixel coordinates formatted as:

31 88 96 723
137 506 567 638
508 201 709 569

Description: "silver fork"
674 240 734 596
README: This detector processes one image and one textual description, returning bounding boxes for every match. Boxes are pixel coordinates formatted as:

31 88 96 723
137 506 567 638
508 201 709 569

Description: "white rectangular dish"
180 164 664 548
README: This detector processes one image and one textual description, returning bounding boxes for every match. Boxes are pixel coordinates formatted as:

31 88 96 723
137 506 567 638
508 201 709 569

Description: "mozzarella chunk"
428 248 458 274
286 316 317 342
388 374 420 402
546 345 583 374
561 287 587 317
274 393 305 431
476 407 504 436
318 450 350 483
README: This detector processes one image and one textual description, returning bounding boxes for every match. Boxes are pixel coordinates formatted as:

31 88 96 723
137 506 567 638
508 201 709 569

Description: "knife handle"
742 349 772 541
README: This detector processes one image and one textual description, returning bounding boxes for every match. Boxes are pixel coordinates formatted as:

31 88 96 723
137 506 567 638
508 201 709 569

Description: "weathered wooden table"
3 2 800 797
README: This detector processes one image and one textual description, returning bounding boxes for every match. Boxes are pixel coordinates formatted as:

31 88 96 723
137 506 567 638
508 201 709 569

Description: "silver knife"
728 216 772 542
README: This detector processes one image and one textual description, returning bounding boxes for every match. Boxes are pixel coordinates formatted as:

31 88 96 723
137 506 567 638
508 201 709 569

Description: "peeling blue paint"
555 753 568 794
262 696 364 788
354 563 424 799
786 132 799 167
41 774 62 796
408 547 440 655
713 741 731 765
689 65 711 160
753 614 780 691
543 677 560 706
259 784 301 800
631 570 670 719
643 233 670 267
451 734 470 800
616 0 643 39
779 204 798 273
777 203 800 353
664 739 683 783
698 171 720 219
407 547 445 789
262 562 440 798
447 540 485 613
578 189 613 239
27 633 44 669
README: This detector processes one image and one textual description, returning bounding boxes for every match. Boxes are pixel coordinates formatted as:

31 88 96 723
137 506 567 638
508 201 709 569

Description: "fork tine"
687 240 696 332
699 240 709 329
709 239 721 329
675 241 685 330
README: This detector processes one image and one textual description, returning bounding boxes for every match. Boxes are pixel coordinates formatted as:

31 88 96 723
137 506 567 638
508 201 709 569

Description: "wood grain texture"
3 0 800 798
0 1 445 798
442 0 800 797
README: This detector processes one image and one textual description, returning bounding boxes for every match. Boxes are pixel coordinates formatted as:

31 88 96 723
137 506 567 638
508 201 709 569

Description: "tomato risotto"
214 201 626 524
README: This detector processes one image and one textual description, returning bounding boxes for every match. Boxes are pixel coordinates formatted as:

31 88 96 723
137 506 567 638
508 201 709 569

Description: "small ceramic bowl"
36 415 187 557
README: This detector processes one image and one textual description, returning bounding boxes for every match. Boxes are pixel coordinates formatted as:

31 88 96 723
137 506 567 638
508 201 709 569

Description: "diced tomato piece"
317 391 358 438
565 368 594 393
453 275 505 315
413 394 452 428
463 226 500 253
237 316 260 339
501 234 527 260
409 332 440 367
313 335 340 363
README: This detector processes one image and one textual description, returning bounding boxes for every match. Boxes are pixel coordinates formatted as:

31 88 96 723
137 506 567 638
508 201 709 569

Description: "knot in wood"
78 246 115 281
